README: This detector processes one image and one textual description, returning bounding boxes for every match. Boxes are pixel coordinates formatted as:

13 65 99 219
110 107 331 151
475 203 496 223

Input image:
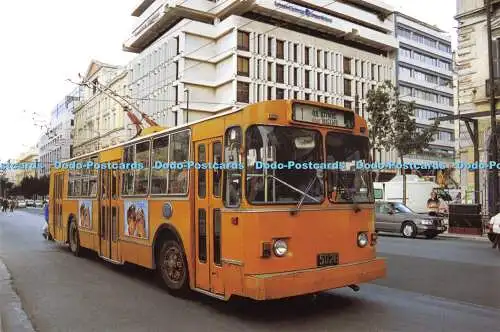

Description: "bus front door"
194 138 224 296
52 173 64 241
99 165 121 262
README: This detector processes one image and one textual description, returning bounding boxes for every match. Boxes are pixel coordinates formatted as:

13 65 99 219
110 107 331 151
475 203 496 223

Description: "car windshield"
392 202 413 213
326 132 373 203
245 125 324 204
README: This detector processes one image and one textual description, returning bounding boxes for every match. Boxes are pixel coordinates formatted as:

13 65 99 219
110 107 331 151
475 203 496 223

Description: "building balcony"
250 0 398 51
289 0 394 33
399 73 453 95
430 139 455 148
404 153 455 166
400 95 453 112
417 118 455 129
398 55 452 77
398 35 452 60
396 15 451 43
124 0 254 53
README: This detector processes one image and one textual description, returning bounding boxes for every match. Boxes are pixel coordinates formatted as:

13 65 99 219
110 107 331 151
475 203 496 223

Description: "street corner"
0 259 35 332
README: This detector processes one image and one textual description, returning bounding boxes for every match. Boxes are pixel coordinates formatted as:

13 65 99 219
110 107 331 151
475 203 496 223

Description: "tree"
366 81 438 204
365 81 393 163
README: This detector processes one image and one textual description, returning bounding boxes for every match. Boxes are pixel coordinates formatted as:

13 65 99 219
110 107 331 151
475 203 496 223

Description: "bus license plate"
317 253 339 267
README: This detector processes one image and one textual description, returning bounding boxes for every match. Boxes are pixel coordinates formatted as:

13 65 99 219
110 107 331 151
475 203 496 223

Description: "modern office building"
37 87 80 176
455 0 500 212
393 12 455 183
123 0 399 164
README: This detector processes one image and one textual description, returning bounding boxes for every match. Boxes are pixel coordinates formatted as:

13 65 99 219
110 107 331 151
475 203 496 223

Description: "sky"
0 0 456 161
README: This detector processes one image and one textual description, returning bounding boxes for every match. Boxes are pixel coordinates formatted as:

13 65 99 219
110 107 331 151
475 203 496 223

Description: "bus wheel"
68 220 81 257
158 240 189 296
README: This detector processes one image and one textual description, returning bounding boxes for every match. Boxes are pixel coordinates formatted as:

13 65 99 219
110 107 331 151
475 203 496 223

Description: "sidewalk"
0 259 35 332
439 231 490 242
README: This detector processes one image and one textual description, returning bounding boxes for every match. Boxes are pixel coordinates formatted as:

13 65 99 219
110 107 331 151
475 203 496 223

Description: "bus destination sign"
292 103 354 128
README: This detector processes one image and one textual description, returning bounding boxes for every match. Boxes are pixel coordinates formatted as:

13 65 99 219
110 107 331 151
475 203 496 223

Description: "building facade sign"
274 1 333 23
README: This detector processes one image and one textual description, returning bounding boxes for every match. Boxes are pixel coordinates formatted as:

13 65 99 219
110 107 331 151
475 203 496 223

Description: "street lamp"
184 88 190 124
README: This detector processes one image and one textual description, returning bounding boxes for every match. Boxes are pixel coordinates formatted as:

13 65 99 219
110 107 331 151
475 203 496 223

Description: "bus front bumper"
243 258 386 300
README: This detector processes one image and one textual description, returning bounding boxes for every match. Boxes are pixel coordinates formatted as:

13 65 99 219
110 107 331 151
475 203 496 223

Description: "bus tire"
68 219 81 257
401 222 417 239
157 240 189 296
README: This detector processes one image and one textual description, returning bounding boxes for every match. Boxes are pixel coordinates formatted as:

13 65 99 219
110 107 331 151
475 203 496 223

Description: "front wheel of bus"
69 220 81 257
158 240 189 296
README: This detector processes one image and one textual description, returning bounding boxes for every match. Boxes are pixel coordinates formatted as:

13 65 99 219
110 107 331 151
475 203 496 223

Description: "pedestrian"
2 199 8 212
454 192 462 204
9 199 14 212
491 213 500 250
427 191 440 215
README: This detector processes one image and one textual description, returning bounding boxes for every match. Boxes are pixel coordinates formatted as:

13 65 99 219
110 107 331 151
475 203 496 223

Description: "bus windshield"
246 125 324 204
326 132 373 203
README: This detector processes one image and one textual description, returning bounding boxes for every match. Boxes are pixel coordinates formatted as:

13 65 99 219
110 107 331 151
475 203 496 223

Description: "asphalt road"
1 209 499 332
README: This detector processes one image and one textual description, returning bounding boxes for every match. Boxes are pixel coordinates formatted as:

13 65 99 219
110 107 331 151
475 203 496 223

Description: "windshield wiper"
266 174 321 203
295 172 322 213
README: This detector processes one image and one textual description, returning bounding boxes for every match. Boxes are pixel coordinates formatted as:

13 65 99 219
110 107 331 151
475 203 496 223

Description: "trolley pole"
486 0 499 215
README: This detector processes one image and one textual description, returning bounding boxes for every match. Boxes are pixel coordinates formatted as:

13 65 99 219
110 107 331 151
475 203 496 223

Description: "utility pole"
184 89 190 124
486 0 498 215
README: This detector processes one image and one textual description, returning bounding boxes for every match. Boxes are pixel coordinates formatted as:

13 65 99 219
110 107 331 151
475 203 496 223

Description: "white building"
37 87 80 176
73 60 130 156
455 0 500 211
393 12 455 178
123 0 399 163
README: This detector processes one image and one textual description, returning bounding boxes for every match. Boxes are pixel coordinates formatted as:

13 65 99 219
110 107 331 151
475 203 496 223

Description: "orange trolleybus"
48 100 386 301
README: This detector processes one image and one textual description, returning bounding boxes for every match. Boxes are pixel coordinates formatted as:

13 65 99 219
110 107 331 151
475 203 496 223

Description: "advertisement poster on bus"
78 200 92 229
124 200 149 239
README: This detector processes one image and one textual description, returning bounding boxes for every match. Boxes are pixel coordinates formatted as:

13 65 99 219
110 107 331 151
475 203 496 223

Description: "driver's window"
381 204 391 214
391 204 400 213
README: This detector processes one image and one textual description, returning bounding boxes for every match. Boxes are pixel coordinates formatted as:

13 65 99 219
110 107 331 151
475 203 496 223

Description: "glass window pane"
213 142 222 197
168 131 190 194
198 144 206 198
151 136 169 194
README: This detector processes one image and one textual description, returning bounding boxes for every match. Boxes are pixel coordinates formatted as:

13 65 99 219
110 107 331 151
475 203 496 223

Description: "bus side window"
213 142 222 197
223 127 242 207
168 130 190 194
198 144 206 198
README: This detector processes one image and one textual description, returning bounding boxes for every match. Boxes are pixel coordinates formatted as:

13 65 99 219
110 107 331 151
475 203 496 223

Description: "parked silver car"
375 201 447 239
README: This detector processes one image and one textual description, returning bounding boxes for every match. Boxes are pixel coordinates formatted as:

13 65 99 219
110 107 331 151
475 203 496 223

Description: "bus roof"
61 100 357 163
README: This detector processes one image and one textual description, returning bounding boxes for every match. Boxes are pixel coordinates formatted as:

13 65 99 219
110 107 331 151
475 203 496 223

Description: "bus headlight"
357 232 368 247
273 239 288 257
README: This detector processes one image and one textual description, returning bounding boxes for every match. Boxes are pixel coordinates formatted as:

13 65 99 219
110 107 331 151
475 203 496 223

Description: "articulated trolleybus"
48 100 385 301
